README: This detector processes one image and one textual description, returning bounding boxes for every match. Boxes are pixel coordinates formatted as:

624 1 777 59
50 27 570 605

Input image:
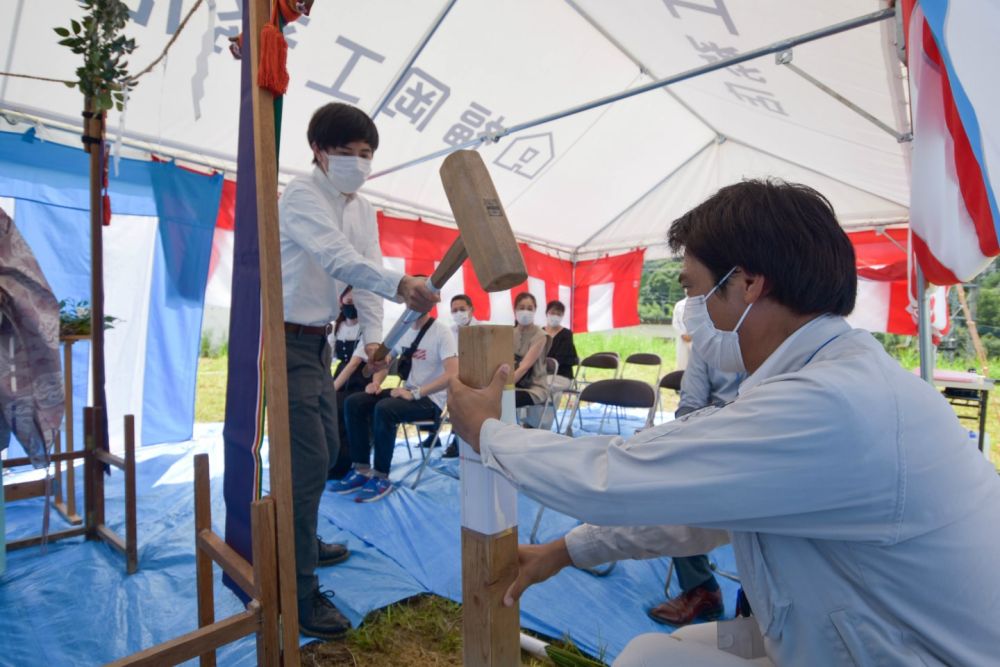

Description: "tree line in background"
638 257 1000 372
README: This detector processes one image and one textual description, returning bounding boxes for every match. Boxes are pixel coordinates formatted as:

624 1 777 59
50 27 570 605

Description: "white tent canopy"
1 0 910 259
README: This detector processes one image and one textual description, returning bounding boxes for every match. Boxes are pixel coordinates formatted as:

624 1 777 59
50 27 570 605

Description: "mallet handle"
367 238 469 369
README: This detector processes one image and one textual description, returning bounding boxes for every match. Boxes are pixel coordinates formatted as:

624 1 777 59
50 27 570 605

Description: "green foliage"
54 0 136 112
638 258 683 324
58 298 119 336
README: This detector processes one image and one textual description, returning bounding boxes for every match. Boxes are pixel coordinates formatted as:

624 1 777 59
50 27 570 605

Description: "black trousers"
285 333 339 600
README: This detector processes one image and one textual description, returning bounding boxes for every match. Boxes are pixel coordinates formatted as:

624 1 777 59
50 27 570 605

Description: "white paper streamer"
191 0 217 121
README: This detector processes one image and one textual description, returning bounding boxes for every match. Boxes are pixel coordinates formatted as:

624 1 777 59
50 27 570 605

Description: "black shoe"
298 588 350 640
419 433 440 448
317 537 350 566
442 442 459 458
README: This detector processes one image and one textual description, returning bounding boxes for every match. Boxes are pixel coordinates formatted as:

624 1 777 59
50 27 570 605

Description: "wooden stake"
124 415 138 574
252 496 281 667
194 453 217 667
247 0 300 661
956 284 989 375
457 326 520 667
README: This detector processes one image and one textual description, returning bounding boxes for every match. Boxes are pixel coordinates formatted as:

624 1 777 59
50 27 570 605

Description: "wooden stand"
245 0 301 660
107 454 280 667
52 334 87 525
3 409 137 573
458 326 520 666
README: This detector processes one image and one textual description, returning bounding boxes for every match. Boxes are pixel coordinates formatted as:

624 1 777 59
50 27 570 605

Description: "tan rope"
0 0 206 88
127 0 206 83
0 71 74 85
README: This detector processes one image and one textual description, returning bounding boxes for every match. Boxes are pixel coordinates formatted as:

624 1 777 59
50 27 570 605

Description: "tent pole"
371 7 896 179
916 263 934 383
369 0 458 120
778 59 909 142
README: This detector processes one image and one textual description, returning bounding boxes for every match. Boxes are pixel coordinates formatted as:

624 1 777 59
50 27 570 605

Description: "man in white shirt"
278 103 437 640
673 296 692 370
449 293 478 340
448 180 1000 666
648 351 744 627
333 312 457 500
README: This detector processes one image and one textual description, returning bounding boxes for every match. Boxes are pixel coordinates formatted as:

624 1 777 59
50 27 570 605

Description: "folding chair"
650 369 684 427
565 378 657 436
621 352 662 383
520 358 561 430
399 404 449 489
560 352 621 434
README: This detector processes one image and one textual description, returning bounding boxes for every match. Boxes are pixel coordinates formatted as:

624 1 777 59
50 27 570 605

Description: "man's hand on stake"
397 275 439 312
504 539 573 607
448 363 508 452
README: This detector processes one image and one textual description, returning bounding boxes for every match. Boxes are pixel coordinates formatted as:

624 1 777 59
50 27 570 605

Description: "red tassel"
257 21 289 96
103 194 112 226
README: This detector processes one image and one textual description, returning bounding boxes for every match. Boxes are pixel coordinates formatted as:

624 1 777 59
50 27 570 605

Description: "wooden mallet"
368 150 526 361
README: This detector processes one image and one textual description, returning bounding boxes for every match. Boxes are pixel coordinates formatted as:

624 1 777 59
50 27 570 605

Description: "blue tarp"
0 408 740 665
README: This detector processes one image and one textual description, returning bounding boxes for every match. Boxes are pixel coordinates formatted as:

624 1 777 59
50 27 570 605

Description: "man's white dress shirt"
279 167 403 342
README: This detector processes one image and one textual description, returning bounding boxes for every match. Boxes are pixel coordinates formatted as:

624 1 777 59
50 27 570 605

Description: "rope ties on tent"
370 6 896 181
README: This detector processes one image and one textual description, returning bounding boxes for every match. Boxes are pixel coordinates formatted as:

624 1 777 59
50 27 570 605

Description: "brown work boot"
647 584 724 626
317 537 350 566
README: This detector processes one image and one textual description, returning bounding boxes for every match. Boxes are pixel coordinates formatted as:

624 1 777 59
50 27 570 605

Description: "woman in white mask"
542 299 578 392
450 293 477 340
512 292 550 410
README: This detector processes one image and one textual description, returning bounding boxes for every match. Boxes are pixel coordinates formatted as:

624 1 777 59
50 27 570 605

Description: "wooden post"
53 338 83 524
194 454 217 667
956 284 989 375
247 0 300 661
83 97 108 460
124 414 138 574
458 326 520 667
252 496 281 667
83 406 97 540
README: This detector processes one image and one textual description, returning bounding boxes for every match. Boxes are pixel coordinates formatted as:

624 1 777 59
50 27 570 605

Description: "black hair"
546 300 565 315
667 179 856 316
334 285 354 335
307 103 379 163
514 292 537 309
451 294 473 309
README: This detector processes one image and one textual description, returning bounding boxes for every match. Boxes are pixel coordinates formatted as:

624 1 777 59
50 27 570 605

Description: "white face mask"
452 310 470 327
516 309 535 326
546 314 562 328
682 266 753 373
323 154 372 194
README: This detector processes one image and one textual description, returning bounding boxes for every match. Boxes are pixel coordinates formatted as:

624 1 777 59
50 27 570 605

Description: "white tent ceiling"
0 0 910 259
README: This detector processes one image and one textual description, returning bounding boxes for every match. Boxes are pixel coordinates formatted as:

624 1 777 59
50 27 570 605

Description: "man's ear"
740 268 768 304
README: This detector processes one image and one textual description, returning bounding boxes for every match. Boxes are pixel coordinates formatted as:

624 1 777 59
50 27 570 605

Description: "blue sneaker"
329 469 369 494
354 476 393 503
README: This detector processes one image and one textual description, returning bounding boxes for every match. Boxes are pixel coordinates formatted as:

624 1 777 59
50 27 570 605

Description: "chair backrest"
579 379 656 409
659 370 684 392
545 357 559 377
579 352 620 371
625 352 662 366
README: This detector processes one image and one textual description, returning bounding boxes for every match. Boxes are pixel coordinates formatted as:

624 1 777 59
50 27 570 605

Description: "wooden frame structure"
3 407 137 574
106 454 280 667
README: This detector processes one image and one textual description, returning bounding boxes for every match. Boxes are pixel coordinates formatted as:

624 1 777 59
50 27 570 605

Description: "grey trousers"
285 332 340 600
676 554 717 592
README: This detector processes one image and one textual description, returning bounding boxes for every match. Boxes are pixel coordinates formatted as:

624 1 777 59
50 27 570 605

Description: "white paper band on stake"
460 386 518 534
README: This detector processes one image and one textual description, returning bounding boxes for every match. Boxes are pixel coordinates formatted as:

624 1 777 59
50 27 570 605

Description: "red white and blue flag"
904 0 1000 284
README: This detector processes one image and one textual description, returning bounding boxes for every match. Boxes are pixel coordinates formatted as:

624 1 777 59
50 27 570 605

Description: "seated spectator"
542 299 578 392
648 348 744 627
512 292 550 410
450 293 478 340
331 311 457 502
328 286 366 479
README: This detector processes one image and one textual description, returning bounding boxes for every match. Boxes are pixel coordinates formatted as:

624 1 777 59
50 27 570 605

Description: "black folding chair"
560 352 621 434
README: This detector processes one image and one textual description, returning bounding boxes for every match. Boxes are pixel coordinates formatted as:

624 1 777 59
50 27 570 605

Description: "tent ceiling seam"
562 0 721 137
573 139 716 253
727 136 908 208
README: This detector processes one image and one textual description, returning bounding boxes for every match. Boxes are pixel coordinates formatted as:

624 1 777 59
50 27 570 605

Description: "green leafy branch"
59 298 120 336
53 0 137 112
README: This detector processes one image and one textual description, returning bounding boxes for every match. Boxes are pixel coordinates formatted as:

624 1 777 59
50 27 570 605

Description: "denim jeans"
344 390 441 475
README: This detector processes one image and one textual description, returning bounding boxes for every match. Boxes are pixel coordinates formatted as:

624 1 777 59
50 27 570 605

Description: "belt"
284 321 333 337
